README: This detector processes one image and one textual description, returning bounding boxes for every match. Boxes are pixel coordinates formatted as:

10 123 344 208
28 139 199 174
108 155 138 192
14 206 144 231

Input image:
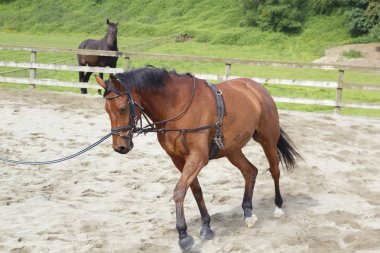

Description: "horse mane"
105 67 190 96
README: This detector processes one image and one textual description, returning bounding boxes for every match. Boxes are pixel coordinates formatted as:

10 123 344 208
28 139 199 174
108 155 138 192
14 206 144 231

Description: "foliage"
0 0 379 43
346 4 379 37
308 0 344 15
239 0 306 33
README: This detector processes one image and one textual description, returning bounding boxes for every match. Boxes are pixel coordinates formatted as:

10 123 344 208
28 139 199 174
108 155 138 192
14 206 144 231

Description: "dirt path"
313 43 380 68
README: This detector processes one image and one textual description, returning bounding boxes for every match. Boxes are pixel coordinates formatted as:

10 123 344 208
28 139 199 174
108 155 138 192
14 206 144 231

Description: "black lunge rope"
0 133 112 165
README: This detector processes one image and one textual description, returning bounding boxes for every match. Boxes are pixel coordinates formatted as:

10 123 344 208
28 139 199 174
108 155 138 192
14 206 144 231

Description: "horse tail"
277 127 301 172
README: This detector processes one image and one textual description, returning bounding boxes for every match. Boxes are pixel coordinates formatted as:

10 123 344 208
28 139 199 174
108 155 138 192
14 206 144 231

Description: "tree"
346 0 380 37
240 0 306 33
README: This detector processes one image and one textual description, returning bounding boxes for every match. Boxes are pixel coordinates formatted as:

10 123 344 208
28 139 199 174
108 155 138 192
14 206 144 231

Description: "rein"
0 133 112 165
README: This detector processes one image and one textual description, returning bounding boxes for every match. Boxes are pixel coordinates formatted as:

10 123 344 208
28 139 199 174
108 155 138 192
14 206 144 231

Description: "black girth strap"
207 82 226 160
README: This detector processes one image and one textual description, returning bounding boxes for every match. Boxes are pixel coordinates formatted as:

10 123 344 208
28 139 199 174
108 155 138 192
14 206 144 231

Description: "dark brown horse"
77 19 119 94
95 68 301 250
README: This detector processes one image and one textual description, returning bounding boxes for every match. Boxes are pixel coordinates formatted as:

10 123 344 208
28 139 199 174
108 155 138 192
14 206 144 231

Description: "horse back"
218 78 276 114
77 39 117 67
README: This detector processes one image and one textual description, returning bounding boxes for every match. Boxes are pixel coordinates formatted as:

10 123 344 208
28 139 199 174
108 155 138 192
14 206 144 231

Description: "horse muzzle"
111 126 134 154
113 140 134 154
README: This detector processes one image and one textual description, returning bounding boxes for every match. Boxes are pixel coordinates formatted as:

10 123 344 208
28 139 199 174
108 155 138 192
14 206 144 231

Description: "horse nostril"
119 146 127 153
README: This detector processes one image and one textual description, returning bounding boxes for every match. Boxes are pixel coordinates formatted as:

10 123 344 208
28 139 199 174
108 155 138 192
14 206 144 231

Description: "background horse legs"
227 150 259 227
80 72 92 94
79 71 87 94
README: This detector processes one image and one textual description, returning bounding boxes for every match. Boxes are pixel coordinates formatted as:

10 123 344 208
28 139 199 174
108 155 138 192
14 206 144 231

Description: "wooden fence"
1 45 380 113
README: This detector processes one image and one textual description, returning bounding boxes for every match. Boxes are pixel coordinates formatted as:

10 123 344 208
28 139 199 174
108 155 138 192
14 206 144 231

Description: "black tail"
277 127 301 172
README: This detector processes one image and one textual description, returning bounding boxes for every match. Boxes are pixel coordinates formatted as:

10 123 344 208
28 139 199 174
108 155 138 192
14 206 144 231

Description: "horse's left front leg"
173 155 207 251
190 177 214 240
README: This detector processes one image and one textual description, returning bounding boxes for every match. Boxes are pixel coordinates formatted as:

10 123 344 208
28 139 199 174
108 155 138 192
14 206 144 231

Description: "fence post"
30 50 37 88
225 63 231 80
335 69 344 114
124 57 130 71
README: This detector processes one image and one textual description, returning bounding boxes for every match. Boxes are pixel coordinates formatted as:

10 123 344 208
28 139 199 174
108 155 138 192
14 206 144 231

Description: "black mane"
104 67 189 96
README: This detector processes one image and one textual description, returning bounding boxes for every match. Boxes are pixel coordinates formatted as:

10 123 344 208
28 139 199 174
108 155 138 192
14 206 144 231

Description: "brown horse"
77 19 119 94
95 67 300 250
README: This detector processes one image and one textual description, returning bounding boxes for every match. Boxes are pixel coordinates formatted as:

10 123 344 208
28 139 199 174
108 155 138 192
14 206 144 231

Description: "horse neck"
102 34 117 50
135 75 194 125
113 38 118 50
109 37 118 50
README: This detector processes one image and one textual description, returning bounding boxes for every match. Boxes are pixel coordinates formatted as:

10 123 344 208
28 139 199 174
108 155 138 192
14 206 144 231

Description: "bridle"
106 75 201 139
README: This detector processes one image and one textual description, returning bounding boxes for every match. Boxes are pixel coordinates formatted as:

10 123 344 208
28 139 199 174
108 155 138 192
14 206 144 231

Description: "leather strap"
207 82 226 160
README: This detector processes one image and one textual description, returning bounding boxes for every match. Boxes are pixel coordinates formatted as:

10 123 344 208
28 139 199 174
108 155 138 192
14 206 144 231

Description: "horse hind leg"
253 131 285 218
227 150 259 227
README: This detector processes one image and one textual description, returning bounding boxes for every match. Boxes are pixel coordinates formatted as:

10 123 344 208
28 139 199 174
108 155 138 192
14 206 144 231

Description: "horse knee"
173 188 187 203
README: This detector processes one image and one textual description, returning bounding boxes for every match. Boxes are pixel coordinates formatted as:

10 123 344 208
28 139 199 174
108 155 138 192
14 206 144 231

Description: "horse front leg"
80 72 93 94
79 71 87 94
173 154 207 250
190 177 214 240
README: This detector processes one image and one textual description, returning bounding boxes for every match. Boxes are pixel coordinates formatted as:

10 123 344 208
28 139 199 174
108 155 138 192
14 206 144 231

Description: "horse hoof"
200 226 214 241
245 213 258 228
274 206 286 218
178 234 194 251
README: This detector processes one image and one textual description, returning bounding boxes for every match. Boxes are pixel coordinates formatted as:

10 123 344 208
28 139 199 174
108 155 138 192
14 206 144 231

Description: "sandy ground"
0 88 380 253
313 43 380 68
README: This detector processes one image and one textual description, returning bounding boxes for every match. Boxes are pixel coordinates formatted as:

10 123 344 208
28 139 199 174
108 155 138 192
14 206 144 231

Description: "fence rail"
0 45 379 113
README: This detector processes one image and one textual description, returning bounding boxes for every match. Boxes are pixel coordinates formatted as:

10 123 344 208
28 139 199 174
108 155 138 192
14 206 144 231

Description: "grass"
342 49 363 59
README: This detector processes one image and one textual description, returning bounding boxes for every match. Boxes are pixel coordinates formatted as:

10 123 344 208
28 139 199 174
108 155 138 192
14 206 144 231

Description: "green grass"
342 49 363 59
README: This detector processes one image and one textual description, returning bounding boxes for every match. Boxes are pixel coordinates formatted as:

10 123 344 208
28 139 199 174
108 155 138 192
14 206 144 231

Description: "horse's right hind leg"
227 150 259 227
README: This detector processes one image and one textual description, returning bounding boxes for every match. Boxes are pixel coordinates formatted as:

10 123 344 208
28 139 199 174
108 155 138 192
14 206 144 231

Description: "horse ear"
95 75 106 89
107 19 110 25
110 76 126 93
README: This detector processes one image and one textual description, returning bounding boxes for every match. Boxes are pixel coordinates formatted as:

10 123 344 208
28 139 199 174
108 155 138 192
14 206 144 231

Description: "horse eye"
120 106 127 113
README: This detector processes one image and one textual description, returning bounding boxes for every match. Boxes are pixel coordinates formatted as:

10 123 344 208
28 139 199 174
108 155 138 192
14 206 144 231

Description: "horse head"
96 75 137 154
106 19 118 48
